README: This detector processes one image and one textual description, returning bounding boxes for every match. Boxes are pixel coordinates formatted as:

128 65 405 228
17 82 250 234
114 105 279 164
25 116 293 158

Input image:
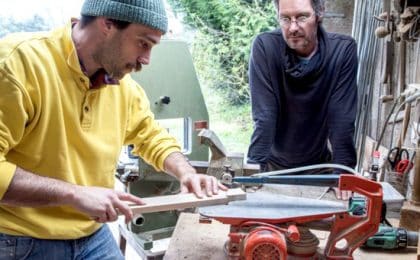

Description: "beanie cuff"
81 0 168 34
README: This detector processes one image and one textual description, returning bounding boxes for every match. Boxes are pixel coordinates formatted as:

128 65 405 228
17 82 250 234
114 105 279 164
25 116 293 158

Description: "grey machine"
116 40 210 259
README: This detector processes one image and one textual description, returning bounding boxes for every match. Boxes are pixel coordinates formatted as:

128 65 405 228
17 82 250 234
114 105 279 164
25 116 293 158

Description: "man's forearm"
163 152 196 180
0 167 77 207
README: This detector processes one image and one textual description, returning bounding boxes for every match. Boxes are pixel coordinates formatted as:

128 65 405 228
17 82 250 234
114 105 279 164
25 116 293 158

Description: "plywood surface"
164 213 228 260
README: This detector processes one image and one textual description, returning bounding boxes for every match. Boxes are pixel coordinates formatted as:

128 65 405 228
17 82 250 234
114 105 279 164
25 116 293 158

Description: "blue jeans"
0 224 124 260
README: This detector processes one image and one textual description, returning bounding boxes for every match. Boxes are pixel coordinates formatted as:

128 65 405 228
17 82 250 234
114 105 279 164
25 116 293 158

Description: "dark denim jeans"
0 224 124 260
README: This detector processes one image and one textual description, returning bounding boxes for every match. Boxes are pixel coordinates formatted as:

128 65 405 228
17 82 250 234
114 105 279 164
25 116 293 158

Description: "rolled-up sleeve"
0 69 30 199
0 160 16 199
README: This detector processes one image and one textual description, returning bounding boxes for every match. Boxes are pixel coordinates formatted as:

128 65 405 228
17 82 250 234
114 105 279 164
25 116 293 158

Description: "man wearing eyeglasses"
247 0 358 200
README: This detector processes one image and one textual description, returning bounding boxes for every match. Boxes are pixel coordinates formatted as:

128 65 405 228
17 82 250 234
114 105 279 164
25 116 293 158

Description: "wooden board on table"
129 188 246 215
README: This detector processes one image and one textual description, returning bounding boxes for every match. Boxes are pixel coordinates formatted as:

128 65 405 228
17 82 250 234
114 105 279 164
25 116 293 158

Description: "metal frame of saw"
204 174 383 259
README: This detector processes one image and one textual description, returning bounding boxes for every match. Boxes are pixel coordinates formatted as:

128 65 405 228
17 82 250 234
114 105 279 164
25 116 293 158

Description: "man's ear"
97 17 114 35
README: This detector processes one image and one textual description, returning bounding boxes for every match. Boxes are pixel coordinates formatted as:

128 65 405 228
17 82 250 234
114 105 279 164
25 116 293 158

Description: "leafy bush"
168 0 277 105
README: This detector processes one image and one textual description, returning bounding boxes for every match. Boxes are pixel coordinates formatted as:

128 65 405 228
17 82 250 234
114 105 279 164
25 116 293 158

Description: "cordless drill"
349 197 419 249
363 225 418 249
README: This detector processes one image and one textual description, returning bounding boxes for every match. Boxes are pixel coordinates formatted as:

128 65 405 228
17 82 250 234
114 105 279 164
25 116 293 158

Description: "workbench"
164 213 417 260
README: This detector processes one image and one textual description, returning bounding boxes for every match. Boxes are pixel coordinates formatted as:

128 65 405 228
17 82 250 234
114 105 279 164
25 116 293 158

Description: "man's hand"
2 167 144 223
179 173 228 198
163 152 228 198
70 186 144 223
333 188 352 200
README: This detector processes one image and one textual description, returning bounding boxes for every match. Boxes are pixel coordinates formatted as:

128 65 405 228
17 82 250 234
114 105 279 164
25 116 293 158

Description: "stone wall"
322 0 355 35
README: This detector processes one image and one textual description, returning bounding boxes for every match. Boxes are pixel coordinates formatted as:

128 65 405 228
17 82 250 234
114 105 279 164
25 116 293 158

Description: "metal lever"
233 174 340 187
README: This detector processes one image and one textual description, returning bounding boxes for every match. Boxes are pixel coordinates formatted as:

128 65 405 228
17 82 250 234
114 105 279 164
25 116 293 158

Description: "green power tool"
364 225 418 249
349 197 418 249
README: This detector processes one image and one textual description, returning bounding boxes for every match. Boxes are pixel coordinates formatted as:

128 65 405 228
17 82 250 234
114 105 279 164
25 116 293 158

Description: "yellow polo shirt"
0 23 180 239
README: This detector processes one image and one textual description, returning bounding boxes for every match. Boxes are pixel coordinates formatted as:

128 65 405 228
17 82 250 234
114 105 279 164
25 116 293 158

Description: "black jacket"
247 26 358 169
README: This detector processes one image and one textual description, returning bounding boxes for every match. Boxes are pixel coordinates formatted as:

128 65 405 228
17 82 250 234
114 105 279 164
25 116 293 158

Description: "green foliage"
203 83 254 152
168 0 277 105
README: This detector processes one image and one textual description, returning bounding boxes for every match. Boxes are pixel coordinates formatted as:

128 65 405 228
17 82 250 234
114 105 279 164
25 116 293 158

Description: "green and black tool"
349 197 418 249
363 225 418 249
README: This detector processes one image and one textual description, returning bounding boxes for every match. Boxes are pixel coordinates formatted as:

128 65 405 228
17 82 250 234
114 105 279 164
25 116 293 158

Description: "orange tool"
200 174 383 259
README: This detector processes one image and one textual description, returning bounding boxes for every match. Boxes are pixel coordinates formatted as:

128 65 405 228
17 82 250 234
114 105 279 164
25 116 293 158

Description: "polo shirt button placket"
81 92 93 128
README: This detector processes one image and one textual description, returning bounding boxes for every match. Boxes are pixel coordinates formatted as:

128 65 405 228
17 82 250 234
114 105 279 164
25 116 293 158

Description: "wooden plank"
400 201 420 231
129 188 246 215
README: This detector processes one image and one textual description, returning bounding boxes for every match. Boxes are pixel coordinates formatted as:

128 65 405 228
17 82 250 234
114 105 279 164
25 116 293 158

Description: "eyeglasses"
278 13 314 27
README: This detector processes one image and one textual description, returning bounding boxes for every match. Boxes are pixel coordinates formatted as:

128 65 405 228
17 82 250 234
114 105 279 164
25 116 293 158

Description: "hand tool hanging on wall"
375 0 395 97
387 147 413 174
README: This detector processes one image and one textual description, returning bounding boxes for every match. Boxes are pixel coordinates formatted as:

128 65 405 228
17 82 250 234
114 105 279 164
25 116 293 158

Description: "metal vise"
190 129 259 182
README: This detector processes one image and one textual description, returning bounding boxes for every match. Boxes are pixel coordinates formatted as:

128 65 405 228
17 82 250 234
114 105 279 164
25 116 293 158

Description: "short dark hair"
79 15 131 30
272 0 324 16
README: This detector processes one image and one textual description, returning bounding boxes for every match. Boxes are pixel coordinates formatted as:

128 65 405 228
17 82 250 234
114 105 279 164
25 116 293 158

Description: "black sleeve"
328 40 358 168
247 36 279 165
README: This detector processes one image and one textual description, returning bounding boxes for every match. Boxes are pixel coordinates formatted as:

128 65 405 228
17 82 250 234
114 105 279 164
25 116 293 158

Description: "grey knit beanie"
81 0 168 34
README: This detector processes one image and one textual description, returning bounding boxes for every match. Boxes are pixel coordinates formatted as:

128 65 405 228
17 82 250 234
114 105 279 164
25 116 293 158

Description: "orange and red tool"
200 174 383 259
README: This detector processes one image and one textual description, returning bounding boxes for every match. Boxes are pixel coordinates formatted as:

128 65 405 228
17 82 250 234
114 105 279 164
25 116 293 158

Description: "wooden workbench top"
164 213 417 260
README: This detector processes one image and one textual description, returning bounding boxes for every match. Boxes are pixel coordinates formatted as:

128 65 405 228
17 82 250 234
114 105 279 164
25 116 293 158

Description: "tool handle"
395 159 413 174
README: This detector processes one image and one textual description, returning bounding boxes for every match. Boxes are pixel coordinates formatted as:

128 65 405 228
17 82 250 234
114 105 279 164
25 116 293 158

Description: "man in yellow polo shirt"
0 0 224 259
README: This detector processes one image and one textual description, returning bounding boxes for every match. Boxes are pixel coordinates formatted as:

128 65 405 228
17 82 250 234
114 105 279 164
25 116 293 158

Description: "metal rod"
233 175 340 187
